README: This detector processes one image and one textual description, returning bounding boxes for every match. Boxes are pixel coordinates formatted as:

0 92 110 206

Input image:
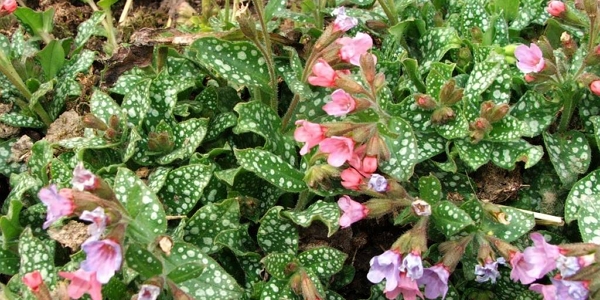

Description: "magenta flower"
308 59 338 87
530 283 557 300
514 43 545 73
58 269 103 300
368 174 388 192
22 271 43 293
522 232 560 278
0 0 17 15
331 7 358 32
319 136 355 167
417 264 450 300
138 284 161 300
509 251 538 284
81 239 122 284
385 271 423 300
367 250 403 293
72 163 99 191
547 1 566 17
337 32 374 66
590 80 600 96
294 120 325 155
323 89 357 116
79 207 108 241
39 185 75 229
338 195 368 228
401 252 423 280
340 168 363 190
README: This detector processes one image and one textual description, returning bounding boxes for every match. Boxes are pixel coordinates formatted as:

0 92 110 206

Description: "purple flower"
138 284 161 300
367 250 402 293
514 43 545 73
331 7 357 32
474 259 501 283
81 239 122 284
368 174 388 192
39 185 75 229
556 255 580 278
552 278 589 300
79 207 108 241
72 163 98 191
401 252 423 280
530 283 557 300
522 232 560 277
417 264 450 300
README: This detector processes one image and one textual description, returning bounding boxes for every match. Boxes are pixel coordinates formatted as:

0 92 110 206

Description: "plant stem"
377 0 398 26
251 0 278 112
281 49 320 130
118 0 134 23
557 87 579 133
0 52 31 100
294 190 310 211
84 0 118 55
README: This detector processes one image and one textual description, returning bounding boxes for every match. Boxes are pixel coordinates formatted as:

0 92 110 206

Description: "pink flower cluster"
0 0 16 16
514 44 545 74
367 250 450 300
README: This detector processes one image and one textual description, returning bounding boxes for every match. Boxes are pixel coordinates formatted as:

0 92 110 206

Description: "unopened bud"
561 32 577 57
488 103 510 123
440 235 474 271
365 134 390 161
365 20 388 30
440 82 464 106
431 106 455 124
537 36 555 61
168 281 194 300
108 115 120 130
470 27 483 43
457 47 472 68
373 73 386 91
335 72 367 94
304 164 340 189
480 101 495 118
364 198 410 217
524 74 536 83
414 94 437 110
319 43 343 65
315 25 344 51
148 132 175 153
82 114 108 130
485 235 521 261
359 53 376 83
503 44 517 55
104 128 119 141
237 15 257 40
583 0 598 17
469 117 492 143
590 80 600 96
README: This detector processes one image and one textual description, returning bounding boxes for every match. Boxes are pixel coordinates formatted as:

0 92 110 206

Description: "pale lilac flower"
138 284 161 300
337 195 368 228
331 7 358 32
401 252 423 280
385 271 423 300
522 232 560 278
39 185 75 229
323 89 357 116
319 136 355 167
72 163 98 191
553 278 589 300
59 269 103 300
294 120 325 155
417 264 450 299
80 207 108 241
530 283 557 300
556 255 580 277
337 32 374 66
474 260 501 283
367 250 402 293
368 174 387 192
514 44 545 73
411 199 431 216
509 251 538 284
81 239 122 284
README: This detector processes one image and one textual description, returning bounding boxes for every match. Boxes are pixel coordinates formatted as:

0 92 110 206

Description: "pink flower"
79 207 108 241
547 1 566 17
361 156 378 173
72 163 99 191
337 195 368 228
417 264 450 300
340 167 363 190
81 239 122 284
138 284 161 300
319 136 355 167
385 271 423 300
590 80 600 96
337 33 374 66
59 269 103 300
530 283 557 300
515 44 545 73
38 185 75 229
401 252 423 280
509 251 538 284
331 7 358 32
323 89 357 116
308 59 338 87
522 232 560 277
294 120 325 155
22 271 43 292
367 250 403 293
0 0 17 15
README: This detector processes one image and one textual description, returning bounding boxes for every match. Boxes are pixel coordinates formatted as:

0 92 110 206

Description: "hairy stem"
251 0 279 111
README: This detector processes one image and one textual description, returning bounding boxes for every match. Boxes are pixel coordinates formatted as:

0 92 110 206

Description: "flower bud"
561 32 577 57
237 15 257 40
363 198 411 218
536 36 555 61
362 155 378 173
415 94 437 110
304 164 340 189
365 134 390 161
439 234 474 271
547 1 566 17
590 80 600 96
319 43 343 66
470 27 483 43
168 281 194 300
503 44 517 55
315 25 344 51
82 114 108 131
439 80 464 106
373 73 386 91
334 72 367 94
108 115 120 130
583 0 598 17
431 106 455 124
485 235 521 261
457 47 472 69
487 103 510 123
148 132 175 153
359 53 377 83
0 0 17 16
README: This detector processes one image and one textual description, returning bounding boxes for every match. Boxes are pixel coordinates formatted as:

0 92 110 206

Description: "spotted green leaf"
458 0 489 37
145 71 196 131
189 37 271 91
0 248 19 275
164 242 244 299
125 243 162 279
214 224 257 257
510 0 548 30
415 131 446 162
234 148 305 192
432 201 475 236
565 169 600 244
455 139 492 170
378 117 418 182
486 116 525 142
205 112 237 141
146 166 172 193
114 168 167 243
277 59 313 100
234 172 285 222
121 79 152 128
73 11 105 51
49 157 72 186
283 200 340 237
262 253 296 279
493 268 529 300
510 91 559 137
298 247 347 278
0 113 44 128
419 174 442 204
183 198 240 253
579 92 600 132
27 140 53 184
418 28 461 71
258 207 298 255
57 137 113 149
543 131 591 187
591 116 600 151
1 197 24 249
156 118 209 165
260 279 295 300
50 50 96 119
89 89 126 128
0 139 29 176
426 62 455 97
435 111 470 139
491 139 543 170
18 228 55 287
460 199 483 222
463 52 504 106
158 163 213 215
481 206 535 242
